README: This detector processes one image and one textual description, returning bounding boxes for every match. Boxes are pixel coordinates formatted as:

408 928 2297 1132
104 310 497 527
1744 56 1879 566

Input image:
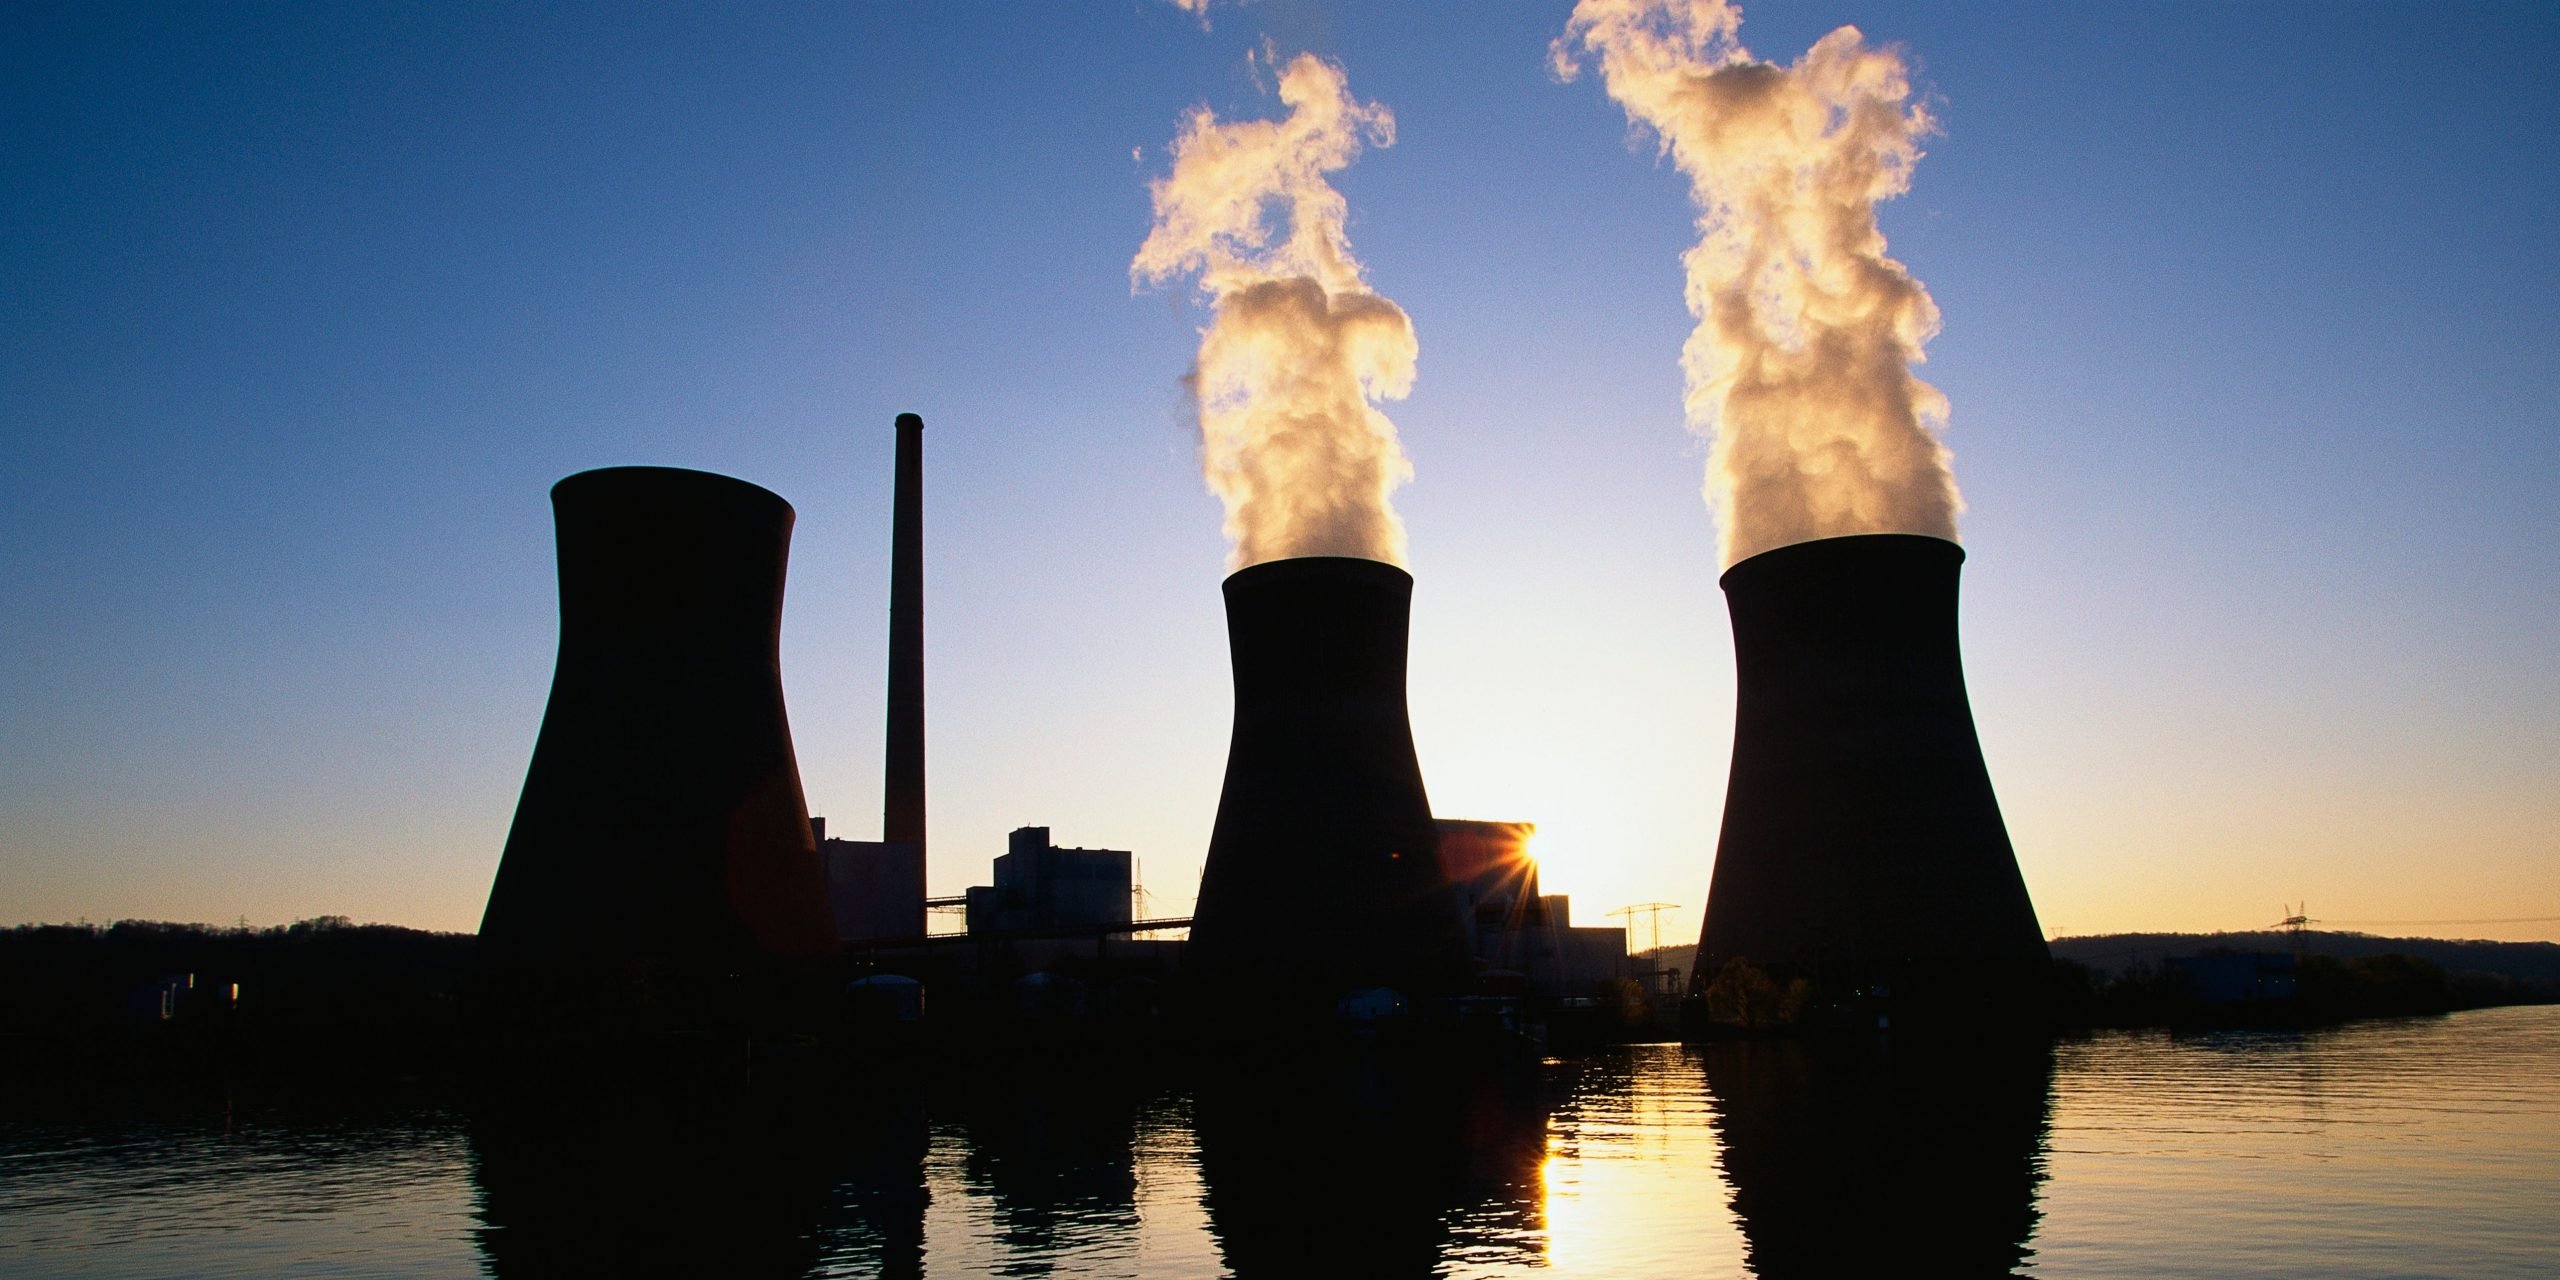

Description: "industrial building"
1436 819 1628 1002
964 827 1134 936
812 816 924 943
472 416 1687 1044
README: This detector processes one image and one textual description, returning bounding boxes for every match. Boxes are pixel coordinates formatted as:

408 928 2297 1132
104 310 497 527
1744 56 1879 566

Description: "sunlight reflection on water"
0 1005 2551 1278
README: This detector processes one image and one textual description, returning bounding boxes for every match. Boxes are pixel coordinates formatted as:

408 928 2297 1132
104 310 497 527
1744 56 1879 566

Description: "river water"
3 1005 2552 1277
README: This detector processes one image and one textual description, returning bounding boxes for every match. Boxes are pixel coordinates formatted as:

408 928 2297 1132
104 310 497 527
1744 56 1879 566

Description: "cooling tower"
1187 557 1471 1016
1697 533 2048 1023
476 466 838 1036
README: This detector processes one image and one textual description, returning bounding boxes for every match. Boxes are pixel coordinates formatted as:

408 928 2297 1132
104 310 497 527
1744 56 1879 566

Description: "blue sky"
5 2 2555 943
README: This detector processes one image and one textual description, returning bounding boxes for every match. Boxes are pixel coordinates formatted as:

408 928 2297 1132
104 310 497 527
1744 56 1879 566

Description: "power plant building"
1437 819 1628 1000
964 827 1133 936
1536 896 1633 998
812 816 924 942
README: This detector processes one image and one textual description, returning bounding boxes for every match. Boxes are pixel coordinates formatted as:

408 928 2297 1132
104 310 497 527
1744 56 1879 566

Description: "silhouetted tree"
1703 959 1787 1029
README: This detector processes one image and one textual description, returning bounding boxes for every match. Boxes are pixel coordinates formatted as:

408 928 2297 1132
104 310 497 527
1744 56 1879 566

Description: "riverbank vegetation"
0 917 473 1080
7 920 2554 1076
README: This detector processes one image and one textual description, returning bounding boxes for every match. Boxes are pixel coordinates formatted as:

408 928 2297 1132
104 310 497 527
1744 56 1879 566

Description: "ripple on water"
0 1007 2553 1277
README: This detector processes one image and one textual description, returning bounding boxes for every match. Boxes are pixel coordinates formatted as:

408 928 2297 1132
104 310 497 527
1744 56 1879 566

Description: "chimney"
884 412 926 871
476 466 837 1032
1696 534 2048 1021
1187 556 1472 1016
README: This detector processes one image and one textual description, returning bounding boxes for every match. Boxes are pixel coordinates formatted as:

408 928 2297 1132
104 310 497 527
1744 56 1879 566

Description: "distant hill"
2050 930 2560 986
1645 932 2560 989
1635 944 1696 978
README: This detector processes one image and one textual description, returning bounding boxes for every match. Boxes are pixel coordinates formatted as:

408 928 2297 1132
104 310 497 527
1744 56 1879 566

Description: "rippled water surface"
4 1005 2553 1277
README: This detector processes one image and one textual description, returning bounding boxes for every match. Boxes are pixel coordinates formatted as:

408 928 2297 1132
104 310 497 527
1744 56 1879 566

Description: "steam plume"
1133 53 1418 571
1555 0 1959 568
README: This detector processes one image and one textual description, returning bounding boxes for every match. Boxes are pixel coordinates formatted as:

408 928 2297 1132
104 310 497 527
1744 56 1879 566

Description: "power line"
2320 916 2560 926
1607 902 1681 955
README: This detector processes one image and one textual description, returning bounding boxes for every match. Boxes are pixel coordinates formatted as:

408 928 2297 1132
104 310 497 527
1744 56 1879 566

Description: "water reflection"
0 1088 478 1279
460 1044 2048 1274
468 1074 925 1278
459 1042 2050 1278
1700 1037 2054 1277
6 1012 2557 1277
941 1061 1146 1275
1193 1050 1548 1278
814 1087 931 1280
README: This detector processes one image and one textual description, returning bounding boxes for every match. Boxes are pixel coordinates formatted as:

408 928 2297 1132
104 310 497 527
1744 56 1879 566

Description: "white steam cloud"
1555 0 1960 568
1133 53 1419 571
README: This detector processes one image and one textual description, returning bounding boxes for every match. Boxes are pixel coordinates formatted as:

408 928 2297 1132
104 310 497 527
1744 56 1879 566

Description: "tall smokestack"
884 413 925 865
476 466 837 1035
1188 557 1471 1016
1697 534 2047 1022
